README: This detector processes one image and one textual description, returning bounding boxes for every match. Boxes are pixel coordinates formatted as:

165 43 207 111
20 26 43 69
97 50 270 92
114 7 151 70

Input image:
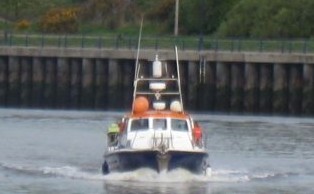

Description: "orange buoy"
133 96 149 113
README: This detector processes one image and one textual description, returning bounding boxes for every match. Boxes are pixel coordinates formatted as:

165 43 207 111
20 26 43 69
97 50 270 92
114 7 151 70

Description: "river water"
0 108 313 194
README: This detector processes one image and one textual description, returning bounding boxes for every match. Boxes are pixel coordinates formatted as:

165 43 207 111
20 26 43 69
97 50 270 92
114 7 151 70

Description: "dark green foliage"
180 0 240 35
1 0 314 37
217 0 314 38
0 0 75 21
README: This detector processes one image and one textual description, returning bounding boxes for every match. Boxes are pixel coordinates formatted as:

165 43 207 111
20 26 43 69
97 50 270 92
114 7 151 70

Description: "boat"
101 44 211 176
102 20 210 175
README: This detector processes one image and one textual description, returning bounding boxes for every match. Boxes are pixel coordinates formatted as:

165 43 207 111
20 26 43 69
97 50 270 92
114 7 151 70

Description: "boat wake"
104 168 208 183
0 162 295 183
0 162 104 181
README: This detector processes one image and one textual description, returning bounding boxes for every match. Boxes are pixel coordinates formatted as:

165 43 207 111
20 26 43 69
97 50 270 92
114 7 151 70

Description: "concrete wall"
0 47 313 115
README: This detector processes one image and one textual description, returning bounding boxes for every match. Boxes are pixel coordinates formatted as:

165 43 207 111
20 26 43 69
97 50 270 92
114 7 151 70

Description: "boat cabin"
107 111 204 152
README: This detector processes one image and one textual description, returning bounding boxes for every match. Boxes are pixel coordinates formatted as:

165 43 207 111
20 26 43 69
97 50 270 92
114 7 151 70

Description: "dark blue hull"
102 150 210 175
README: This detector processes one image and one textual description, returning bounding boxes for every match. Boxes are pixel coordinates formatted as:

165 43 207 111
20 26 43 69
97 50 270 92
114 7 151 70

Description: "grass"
1 21 314 53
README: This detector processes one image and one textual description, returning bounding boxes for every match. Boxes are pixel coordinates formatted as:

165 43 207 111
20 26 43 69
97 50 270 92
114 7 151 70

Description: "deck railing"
1 32 314 53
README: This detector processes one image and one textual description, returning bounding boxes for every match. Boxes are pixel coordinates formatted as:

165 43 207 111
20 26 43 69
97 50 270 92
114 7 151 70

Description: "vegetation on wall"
217 0 314 38
1 0 314 38
39 7 80 33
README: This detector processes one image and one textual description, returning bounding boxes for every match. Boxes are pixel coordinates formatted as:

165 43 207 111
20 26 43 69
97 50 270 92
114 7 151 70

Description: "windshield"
130 119 149 131
171 119 188 131
153 119 167 130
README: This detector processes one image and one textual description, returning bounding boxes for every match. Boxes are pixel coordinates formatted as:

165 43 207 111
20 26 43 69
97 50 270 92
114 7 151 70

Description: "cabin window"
171 119 188 131
153 119 167 130
130 119 149 131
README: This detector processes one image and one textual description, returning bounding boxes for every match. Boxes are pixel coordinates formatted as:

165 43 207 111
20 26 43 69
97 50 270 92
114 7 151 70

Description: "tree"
216 0 314 38
179 0 240 35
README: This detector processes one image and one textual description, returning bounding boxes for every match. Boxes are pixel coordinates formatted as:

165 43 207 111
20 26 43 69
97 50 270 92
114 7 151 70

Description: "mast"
134 17 143 81
132 17 144 112
175 46 184 111
131 21 184 113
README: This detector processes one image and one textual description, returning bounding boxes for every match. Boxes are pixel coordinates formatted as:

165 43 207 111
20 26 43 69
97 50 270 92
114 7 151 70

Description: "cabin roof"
126 110 190 120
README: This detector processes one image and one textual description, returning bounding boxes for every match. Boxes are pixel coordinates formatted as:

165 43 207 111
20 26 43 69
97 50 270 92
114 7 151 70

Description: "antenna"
175 46 184 111
132 17 144 112
134 17 144 80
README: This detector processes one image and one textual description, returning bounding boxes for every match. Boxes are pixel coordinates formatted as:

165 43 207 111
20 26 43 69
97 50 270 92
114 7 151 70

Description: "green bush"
217 0 314 38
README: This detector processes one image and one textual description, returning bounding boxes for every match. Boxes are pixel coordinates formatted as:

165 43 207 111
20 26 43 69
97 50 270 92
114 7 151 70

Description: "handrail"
131 129 139 148
1 32 314 53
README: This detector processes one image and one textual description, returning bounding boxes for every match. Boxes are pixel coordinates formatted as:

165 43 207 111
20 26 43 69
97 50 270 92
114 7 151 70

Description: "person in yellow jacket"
107 123 119 146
